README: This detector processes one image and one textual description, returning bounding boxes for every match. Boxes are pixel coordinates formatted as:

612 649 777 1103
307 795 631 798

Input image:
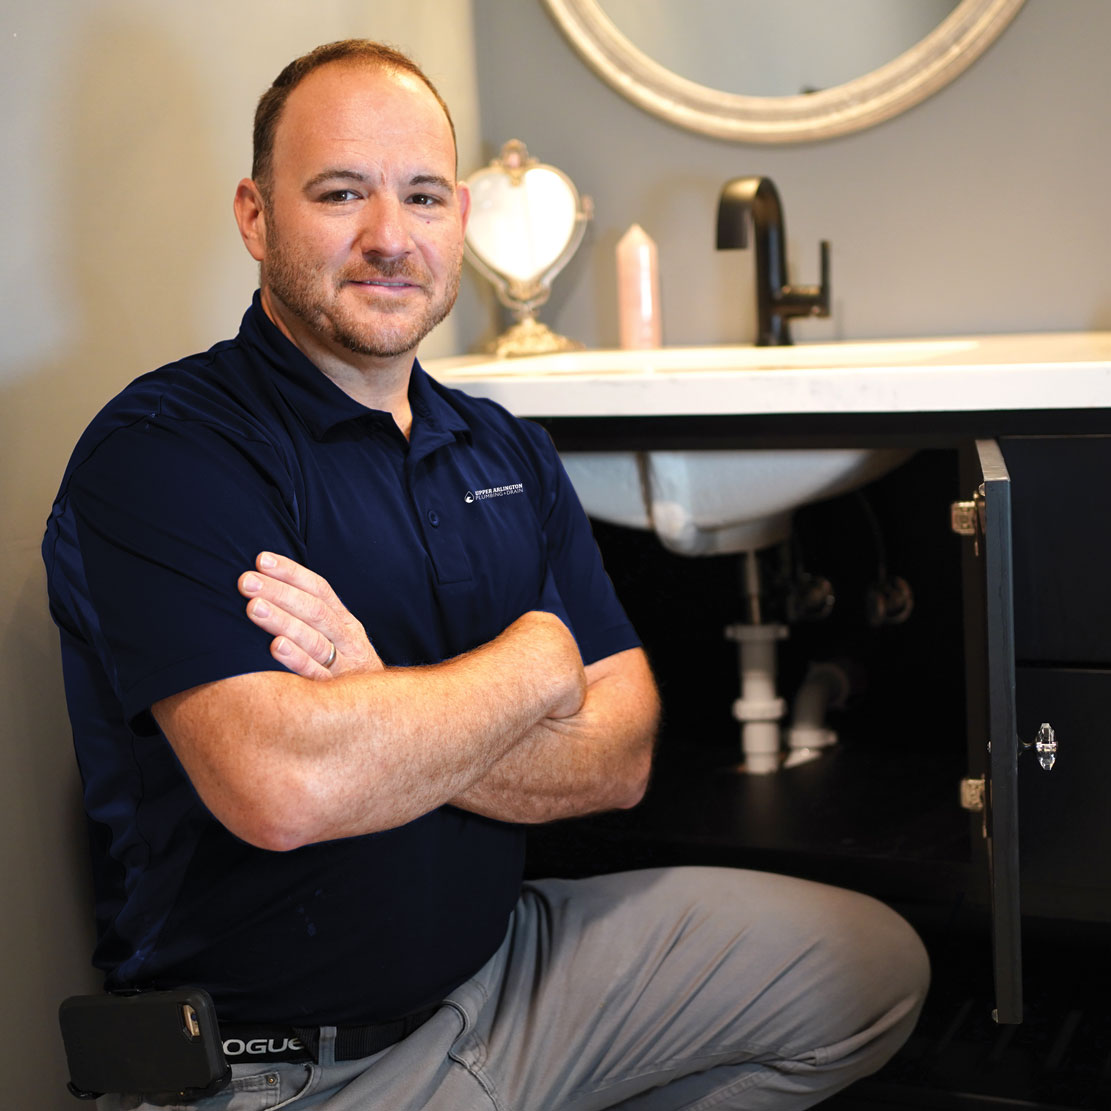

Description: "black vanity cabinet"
1001 435 1111 929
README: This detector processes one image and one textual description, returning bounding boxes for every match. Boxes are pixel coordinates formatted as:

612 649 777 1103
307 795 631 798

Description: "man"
44 40 928 1110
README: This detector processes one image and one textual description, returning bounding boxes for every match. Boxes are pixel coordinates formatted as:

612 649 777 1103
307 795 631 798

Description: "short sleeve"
528 426 641 666
62 414 305 727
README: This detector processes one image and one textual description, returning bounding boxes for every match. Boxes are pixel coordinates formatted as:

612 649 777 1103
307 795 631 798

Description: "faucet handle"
816 239 831 316
777 240 831 319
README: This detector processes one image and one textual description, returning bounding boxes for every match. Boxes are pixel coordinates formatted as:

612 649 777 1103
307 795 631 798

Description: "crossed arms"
152 552 658 852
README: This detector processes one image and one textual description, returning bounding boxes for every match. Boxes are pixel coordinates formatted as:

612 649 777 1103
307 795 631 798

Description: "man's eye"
322 189 359 203
409 194 441 207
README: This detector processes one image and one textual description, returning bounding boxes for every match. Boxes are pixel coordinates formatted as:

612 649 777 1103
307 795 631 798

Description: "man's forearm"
153 611 585 850
448 647 658 823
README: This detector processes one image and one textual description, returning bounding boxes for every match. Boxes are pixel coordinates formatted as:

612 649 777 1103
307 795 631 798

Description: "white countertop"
423 332 1111 418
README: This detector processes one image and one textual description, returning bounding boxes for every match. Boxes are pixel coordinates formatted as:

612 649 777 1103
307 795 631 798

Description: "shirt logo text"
465 483 524 503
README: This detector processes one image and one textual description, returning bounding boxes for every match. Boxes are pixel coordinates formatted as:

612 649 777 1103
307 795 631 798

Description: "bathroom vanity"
428 335 1111 1063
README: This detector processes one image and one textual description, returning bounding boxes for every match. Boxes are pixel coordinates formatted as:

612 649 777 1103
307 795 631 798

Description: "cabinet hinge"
950 486 986 555
960 776 985 812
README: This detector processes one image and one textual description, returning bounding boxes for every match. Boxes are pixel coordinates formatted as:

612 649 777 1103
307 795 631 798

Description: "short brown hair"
251 40 457 190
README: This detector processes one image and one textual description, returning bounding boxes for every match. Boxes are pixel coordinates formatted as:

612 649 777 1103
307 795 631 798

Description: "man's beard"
262 228 461 360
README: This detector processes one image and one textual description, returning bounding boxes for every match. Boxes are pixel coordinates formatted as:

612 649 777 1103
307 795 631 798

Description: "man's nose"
356 195 410 257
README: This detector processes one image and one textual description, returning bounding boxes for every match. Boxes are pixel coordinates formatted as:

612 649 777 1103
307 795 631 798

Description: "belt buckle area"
220 1025 314 1065
221 1005 441 1067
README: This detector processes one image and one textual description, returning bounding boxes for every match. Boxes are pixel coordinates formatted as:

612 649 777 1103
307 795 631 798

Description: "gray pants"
102 867 929 1111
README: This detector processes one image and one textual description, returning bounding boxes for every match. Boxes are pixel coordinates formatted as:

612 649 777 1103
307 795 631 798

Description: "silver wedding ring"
323 641 337 669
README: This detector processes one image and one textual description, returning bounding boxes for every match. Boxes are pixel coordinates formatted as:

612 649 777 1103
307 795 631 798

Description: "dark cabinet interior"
528 450 973 897
524 440 1111 1109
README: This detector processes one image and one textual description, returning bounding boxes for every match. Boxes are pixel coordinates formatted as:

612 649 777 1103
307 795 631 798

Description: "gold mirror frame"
541 0 1025 143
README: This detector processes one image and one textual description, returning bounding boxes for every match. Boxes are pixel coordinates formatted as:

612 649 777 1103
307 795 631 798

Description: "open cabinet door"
957 438 1022 1023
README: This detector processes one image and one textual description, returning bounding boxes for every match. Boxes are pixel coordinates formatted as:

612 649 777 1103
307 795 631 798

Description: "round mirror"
596 0 960 98
464 140 592 357
542 0 1025 143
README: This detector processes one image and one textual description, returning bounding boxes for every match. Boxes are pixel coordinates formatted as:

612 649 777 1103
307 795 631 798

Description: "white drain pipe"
783 661 850 768
724 622 788 774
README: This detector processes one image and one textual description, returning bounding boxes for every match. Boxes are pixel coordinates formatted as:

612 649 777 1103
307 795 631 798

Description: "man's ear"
234 179 268 263
457 180 471 236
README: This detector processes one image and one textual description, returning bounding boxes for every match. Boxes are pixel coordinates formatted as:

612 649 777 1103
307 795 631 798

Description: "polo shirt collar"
238 292 470 447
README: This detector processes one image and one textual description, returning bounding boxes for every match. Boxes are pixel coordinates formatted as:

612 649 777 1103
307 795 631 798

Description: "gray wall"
469 0 1111 350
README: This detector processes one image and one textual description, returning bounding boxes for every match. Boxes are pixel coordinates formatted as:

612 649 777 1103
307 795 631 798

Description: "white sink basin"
559 447 909 554
425 334 1111 554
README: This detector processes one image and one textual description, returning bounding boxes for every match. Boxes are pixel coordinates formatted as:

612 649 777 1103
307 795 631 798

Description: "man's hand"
450 645 656 822
237 551 585 719
238 551 385 680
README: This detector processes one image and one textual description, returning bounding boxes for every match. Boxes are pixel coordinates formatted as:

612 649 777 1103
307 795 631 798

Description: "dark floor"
826 917 1111 1109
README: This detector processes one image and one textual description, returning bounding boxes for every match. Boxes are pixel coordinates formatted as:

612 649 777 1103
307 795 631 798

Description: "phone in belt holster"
58 988 231 1101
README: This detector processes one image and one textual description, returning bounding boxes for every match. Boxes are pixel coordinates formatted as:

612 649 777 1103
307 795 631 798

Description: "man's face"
255 63 468 363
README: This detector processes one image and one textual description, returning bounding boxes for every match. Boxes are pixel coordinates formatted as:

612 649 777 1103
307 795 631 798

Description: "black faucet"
716 176 830 346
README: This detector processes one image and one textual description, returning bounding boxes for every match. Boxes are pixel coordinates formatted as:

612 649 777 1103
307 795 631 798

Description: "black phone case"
59 988 230 1099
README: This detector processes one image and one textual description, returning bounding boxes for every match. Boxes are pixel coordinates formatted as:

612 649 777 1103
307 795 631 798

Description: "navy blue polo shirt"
43 294 638 1025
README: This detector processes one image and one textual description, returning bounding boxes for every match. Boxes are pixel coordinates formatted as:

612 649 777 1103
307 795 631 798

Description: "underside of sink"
561 448 911 554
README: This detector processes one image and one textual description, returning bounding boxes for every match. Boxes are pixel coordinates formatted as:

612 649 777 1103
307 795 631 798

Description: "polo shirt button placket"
412 476 469 582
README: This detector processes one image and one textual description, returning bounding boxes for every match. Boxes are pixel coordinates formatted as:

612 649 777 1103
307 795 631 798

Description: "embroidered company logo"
464 482 524 504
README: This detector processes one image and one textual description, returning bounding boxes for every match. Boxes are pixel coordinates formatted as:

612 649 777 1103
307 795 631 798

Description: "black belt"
220 1005 441 1065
